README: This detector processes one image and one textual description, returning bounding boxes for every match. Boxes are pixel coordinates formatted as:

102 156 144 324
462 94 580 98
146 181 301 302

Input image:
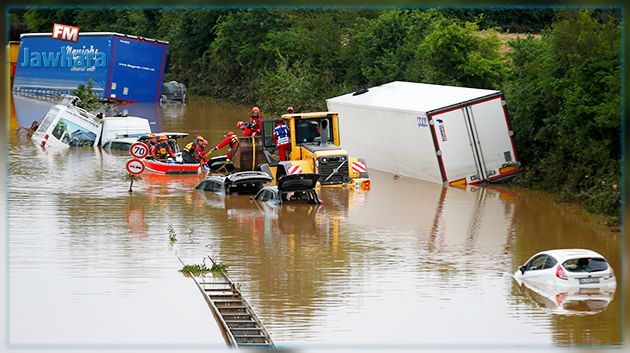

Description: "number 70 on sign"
129 142 149 158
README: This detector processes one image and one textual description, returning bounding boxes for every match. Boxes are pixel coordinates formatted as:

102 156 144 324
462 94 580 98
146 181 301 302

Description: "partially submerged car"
196 171 272 195
205 155 236 175
253 173 322 205
99 116 152 149
513 249 616 289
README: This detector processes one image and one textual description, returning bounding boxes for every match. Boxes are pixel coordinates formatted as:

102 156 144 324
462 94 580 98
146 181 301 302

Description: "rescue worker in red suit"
152 135 175 160
236 121 253 137
272 119 291 161
236 106 263 137
209 132 239 160
140 133 158 151
147 134 158 150
182 136 208 164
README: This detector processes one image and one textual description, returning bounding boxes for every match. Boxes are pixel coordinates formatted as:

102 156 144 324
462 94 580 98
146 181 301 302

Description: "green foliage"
343 10 434 86
443 9 557 33
179 262 227 277
72 79 101 112
23 9 79 32
506 10 621 216
416 20 505 88
180 263 211 276
10 11 29 41
343 10 505 89
255 55 325 114
196 9 286 100
210 262 228 274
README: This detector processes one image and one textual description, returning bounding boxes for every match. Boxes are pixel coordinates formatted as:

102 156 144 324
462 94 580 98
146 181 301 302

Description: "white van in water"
31 96 103 148
100 116 152 147
31 95 151 149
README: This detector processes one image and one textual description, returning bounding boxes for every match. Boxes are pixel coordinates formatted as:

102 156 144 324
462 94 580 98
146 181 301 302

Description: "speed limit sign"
129 142 149 159
126 158 145 175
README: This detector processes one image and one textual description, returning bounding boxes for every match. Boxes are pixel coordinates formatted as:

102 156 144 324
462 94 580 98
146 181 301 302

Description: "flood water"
7 94 622 349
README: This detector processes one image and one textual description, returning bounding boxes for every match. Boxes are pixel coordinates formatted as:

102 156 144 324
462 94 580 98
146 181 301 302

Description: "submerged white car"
514 249 616 289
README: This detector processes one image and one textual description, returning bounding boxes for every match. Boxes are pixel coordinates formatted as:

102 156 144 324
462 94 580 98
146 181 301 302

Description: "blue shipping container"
13 32 168 103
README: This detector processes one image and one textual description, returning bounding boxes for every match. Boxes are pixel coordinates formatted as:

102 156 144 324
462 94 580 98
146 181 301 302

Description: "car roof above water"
535 249 606 262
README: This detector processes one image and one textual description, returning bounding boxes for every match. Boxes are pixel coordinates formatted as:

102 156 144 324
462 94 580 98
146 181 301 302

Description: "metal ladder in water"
185 256 275 349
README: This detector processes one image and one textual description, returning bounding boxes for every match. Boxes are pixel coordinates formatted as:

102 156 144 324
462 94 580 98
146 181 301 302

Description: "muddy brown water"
7 95 621 348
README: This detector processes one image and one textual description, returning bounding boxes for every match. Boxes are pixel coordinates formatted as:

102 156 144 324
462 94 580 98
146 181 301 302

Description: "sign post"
126 143 147 192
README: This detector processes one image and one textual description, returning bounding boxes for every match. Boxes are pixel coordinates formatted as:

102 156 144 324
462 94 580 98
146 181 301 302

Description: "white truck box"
326 81 519 186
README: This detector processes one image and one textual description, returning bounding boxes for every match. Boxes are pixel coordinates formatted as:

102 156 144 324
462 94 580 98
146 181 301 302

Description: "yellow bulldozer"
208 112 370 190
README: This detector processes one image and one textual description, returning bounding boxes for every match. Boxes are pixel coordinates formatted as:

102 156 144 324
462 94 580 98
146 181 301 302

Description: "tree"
506 10 621 215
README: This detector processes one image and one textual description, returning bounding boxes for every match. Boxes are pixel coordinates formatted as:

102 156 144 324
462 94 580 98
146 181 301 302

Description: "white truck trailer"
326 81 519 187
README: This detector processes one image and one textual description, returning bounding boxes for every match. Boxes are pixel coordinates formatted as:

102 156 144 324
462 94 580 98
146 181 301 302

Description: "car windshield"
281 191 315 203
36 106 60 134
294 117 335 145
562 257 608 272
256 190 275 202
278 178 317 192
108 141 133 150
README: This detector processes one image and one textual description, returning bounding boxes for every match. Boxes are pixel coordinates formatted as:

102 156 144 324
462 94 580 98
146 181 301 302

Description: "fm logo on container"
52 24 80 42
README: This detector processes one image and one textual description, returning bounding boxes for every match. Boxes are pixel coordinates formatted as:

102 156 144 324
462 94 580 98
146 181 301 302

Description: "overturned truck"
327 81 520 187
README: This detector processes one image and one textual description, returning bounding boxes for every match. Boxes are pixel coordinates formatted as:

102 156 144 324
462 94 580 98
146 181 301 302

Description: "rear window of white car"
562 257 608 272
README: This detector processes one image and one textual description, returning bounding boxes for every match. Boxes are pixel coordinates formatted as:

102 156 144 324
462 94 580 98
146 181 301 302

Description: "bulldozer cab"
286 112 339 148
260 112 341 162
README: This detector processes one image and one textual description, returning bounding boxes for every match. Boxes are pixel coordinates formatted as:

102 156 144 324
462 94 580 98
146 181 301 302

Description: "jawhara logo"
20 45 107 70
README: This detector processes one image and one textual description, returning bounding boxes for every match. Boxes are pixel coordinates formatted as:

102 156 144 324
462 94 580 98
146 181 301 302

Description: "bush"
506 10 621 216
255 56 327 115
72 79 101 112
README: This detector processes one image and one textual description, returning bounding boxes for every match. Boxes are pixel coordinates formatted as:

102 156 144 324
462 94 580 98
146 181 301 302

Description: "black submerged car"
253 173 322 205
196 171 273 195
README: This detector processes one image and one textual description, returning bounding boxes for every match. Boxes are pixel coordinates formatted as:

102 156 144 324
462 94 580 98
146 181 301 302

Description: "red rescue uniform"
151 142 175 160
182 140 207 163
213 132 239 159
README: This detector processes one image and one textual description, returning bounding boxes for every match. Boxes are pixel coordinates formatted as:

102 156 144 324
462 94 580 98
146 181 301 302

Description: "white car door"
522 255 556 286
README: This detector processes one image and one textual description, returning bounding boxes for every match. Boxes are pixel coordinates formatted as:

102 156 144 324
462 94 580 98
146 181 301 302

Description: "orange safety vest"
155 143 170 159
